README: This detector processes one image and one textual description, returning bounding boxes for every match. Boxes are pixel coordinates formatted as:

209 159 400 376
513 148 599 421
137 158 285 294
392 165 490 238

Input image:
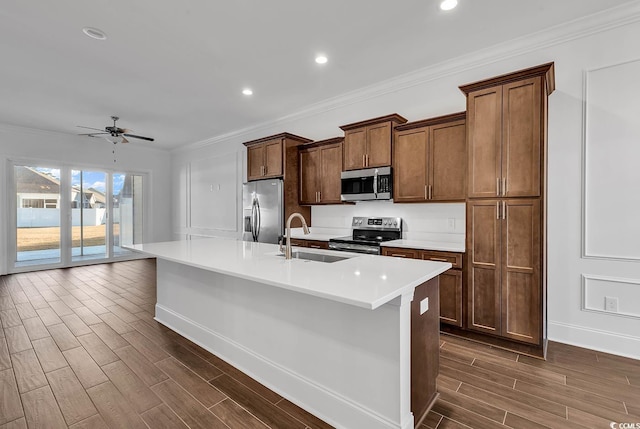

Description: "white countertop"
129 238 451 310
381 240 465 253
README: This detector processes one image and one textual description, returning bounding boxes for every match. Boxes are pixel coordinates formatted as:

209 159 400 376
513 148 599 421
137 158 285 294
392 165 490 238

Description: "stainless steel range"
329 216 402 255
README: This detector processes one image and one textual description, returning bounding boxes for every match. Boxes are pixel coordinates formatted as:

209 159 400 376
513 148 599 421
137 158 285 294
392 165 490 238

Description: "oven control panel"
352 217 402 231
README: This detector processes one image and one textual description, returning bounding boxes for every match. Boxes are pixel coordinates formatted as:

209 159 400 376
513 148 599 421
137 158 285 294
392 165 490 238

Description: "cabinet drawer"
381 247 419 259
421 251 462 269
289 239 329 250
289 239 308 247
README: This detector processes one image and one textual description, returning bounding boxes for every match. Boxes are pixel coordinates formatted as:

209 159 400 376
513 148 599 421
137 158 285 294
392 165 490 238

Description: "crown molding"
175 0 640 154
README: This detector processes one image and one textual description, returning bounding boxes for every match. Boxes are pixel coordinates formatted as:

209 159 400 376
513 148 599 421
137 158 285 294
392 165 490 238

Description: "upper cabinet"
460 63 555 199
299 137 343 205
340 114 407 171
393 112 466 203
244 133 312 182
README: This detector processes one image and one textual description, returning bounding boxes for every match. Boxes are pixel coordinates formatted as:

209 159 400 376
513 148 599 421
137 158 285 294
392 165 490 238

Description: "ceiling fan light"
440 0 458 11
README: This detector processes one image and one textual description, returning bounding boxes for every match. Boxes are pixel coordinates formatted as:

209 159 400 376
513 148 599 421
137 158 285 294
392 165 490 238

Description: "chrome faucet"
280 212 310 259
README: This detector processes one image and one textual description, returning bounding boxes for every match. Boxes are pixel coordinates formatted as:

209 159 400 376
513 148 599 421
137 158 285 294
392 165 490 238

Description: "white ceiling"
0 0 632 150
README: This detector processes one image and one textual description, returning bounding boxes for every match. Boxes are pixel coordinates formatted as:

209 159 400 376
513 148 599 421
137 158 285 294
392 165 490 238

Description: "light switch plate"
420 297 429 315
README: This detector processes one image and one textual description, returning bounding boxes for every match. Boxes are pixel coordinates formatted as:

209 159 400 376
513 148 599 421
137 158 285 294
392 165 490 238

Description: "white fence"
17 208 115 227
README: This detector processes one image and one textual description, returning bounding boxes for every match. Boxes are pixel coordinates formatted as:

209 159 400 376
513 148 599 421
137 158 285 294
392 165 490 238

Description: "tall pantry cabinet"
459 63 554 356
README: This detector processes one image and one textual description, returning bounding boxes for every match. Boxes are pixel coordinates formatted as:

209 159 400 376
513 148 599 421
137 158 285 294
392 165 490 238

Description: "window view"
13 163 145 269
15 165 62 264
71 169 107 261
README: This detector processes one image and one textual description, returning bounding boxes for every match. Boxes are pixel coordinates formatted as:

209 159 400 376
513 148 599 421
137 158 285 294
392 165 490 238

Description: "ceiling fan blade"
77 126 105 132
121 136 129 144
123 133 154 142
78 132 108 137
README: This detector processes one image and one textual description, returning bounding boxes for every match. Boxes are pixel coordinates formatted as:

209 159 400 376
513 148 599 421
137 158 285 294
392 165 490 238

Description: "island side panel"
154 258 415 429
411 276 440 426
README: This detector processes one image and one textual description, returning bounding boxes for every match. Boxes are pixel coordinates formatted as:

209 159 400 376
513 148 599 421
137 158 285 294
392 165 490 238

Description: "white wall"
171 6 640 358
0 124 172 274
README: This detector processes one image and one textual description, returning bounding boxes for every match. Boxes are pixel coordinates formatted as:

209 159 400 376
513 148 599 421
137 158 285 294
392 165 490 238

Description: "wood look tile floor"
0 259 638 429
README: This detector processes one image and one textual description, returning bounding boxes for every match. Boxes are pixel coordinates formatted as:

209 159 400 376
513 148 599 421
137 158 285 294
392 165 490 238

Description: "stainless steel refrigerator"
242 179 283 244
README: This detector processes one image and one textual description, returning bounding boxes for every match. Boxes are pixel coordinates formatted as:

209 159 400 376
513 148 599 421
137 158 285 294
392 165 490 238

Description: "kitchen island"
130 238 451 429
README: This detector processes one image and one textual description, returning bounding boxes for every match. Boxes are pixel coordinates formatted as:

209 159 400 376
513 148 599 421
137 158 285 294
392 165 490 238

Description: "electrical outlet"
420 297 429 315
605 296 618 312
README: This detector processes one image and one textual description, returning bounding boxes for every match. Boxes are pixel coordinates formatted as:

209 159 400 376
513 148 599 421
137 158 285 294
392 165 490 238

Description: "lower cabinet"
382 247 463 327
289 239 329 250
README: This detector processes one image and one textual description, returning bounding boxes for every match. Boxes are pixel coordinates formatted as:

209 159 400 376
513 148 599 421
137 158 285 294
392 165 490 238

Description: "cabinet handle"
497 177 500 196
429 257 448 262
503 178 507 196
318 191 321 202
391 254 407 258
424 185 428 199
497 201 500 219
362 154 366 167
264 165 268 175
502 201 506 220
428 185 432 200
309 245 321 249
366 154 369 167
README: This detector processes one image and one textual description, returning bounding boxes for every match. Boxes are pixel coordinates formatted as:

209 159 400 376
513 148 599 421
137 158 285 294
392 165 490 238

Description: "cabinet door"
247 145 265 181
381 247 419 259
467 86 502 198
430 120 466 201
299 148 319 205
319 144 343 203
501 199 541 344
502 78 541 197
467 200 501 335
394 128 428 202
438 269 462 327
366 122 392 168
343 129 366 170
264 140 283 178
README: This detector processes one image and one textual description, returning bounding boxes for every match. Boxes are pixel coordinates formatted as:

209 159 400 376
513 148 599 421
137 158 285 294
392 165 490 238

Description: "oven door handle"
373 169 378 198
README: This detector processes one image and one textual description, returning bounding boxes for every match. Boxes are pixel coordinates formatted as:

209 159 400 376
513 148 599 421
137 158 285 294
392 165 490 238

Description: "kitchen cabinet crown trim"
298 136 344 150
394 111 466 131
339 113 408 131
243 132 312 147
458 62 555 95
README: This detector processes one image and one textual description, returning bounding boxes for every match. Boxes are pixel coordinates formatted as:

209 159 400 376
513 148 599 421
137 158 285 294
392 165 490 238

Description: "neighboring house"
15 166 61 208
71 187 106 209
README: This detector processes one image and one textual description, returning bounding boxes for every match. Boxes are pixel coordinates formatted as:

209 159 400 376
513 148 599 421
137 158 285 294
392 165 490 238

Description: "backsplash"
311 201 465 244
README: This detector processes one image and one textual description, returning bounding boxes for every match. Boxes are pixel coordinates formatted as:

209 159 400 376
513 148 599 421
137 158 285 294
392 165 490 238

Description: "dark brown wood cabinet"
299 138 343 205
340 114 407 171
243 133 313 226
467 199 541 344
289 238 329 249
382 246 464 328
458 63 554 355
394 112 466 202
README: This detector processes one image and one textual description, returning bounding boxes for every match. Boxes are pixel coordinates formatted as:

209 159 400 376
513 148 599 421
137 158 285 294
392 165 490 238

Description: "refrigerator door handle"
251 199 258 241
255 197 262 240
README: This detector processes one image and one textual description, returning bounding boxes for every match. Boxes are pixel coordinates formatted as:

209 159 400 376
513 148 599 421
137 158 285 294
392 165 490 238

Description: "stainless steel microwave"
341 166 392 201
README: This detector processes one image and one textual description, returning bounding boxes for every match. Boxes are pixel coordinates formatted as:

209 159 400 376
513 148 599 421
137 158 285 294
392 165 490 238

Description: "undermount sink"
278 251 351 263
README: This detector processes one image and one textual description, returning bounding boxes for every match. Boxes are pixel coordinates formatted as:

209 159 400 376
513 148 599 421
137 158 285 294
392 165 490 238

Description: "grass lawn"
17 225 120 251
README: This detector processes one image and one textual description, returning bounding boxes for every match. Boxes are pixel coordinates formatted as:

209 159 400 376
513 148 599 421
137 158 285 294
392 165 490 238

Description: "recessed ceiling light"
242 88 253 96
315 55 328 65
440 0 458 11
82 27 107 40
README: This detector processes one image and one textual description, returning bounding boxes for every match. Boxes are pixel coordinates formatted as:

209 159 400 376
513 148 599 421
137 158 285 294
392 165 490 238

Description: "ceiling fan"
78 116 154 143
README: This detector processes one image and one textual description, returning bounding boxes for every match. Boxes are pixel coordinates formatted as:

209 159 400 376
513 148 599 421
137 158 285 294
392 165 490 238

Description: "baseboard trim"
155 304 414 429
548 321 640 360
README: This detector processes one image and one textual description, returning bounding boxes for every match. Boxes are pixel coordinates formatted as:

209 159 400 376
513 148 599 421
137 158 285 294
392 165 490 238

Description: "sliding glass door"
12 162 145 270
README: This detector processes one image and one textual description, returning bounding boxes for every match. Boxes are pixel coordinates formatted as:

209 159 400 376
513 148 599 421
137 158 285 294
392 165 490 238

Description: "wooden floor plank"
162 341 223 381
46 366 97 425
438 386 507 423
21 317 50 341
60 314 93 337
90 322 129 350
49 300 74 317
151 379 229 429
72 307 103 326
62 346 109 389
140 403 190 429
431 399 505 429
76 333 119 366
156 357 226 408
98 312 134 335
4 325 32 354
10 349 47 393
86 381 148 429
67 413 110 429
0 368 24 425
210 399 271 429
275 398 336 429
0 310 23 328
31 337 67 373
113 345 168 386
210 374 305 429
0 338 10 371
121 329 170 363
0 417 28 429
14 303 38 321
47 323 81 351
102 359 163 414
419 411 443 429
20 385 67 429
